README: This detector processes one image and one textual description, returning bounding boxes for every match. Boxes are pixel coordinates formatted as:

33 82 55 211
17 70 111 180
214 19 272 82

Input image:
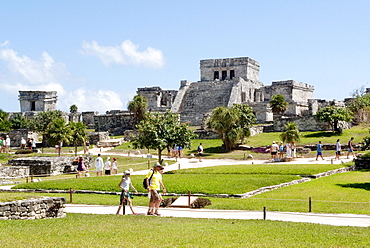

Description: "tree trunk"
158 148 162 163
58 141 61 157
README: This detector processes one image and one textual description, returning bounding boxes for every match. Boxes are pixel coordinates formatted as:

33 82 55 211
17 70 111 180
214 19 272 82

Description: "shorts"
198 152 203 157
317 151 322 156
336 151 341 156
149 190 162 203
271 151 277 155
348 148 353 153
105 170 111 175
119 190 133 205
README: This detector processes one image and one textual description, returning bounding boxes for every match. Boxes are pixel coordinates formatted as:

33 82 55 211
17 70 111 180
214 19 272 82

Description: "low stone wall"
6 156 92 177
0 197 66 220
354 157 370 170
0 166 29 179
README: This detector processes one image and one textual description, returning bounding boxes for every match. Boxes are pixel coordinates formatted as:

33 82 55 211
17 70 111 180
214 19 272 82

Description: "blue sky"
1 1 370 113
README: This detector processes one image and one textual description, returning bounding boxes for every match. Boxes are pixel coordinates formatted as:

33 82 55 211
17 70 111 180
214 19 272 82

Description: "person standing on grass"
278 142 285 160
335 139 341 160
105 157 111 175
5 135 11 153
95 153 104 176
347 137 356 159
20 137 26 149
77 156 86 178
0 137 3 153
111 157 118 175
116 170 138 215
146 163 166 216
316 141 324 160
198 143 204 162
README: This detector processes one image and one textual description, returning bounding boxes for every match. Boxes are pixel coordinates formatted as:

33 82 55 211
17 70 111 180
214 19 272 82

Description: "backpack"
143 169 155 189
197 146 202 152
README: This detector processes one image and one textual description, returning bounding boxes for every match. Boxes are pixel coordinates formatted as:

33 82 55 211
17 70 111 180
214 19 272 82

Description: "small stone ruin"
0 197 66 220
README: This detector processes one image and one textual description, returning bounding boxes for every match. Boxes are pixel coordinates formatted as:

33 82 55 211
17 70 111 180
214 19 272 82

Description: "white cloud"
0 42 124 113
62 88 123 113
81 40 165 69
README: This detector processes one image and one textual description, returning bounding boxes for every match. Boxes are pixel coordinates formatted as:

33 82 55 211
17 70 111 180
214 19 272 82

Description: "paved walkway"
65 204 370 227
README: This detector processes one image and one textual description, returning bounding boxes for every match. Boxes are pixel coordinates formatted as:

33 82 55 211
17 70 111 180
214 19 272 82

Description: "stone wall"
93 111 134 135
88 131 110 145
273 116 350 132
0 166 29 179
6 156 92 176
0 129 38 147
0 197 66 220
82 111 99 128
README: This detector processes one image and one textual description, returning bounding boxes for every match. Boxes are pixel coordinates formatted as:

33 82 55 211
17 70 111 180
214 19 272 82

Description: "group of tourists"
116 162 166 216
317 137 356 161
270 141 296 161
0 135 11 153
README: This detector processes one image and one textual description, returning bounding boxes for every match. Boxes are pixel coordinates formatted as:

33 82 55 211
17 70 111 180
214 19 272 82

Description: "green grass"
12 173 300 195
0 213 368 247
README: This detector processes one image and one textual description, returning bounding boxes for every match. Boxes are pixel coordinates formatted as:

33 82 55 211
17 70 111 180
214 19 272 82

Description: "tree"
0 109 11 132
70 104 78 113
9 113 31 129
47 118 72 156
133 110 196 162
316 105 353 132
128 94 148 125
29 110 63 151
279 122 301 144
207 104 256 151
69 121 88 156
269 94 289 115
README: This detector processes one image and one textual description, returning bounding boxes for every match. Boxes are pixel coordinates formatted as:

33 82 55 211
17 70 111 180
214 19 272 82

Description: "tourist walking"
286 142 292 158
95 154 104 176
347 137 356 159
20 137 26 149
198 143 204 162
291 141 296 159
31 138 37 152
316 141 324 160
111 157 118 175
278 142 285 160
5 135 11 153
270 141 279 161
105 157 111 175
145 163 166 216
116 170 138 215
335 139 341 160
0 137 3 153
77 156 86 178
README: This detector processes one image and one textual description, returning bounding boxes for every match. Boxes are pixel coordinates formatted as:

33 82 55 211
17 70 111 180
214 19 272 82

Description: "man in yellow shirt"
145 163 166 216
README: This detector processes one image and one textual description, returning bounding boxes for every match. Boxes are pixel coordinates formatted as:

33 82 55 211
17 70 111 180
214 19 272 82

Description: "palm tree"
269 94 289 116
279 122 300 144
128 94 148 125
69 121 88 156
47 118 72 156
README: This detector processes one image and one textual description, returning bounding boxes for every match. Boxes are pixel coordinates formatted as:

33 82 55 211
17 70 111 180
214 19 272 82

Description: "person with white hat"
116 170 138 215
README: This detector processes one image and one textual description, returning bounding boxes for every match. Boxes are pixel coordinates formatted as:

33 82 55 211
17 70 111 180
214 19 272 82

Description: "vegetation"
316 105 353 132
207 104 256 150
0 109 11 131
9 113 31 129
279 122 300 143
1 213 368 248
68 121 88 156
269 94 289 115
127 94 148 125
133 110 197 162
69 104 78 113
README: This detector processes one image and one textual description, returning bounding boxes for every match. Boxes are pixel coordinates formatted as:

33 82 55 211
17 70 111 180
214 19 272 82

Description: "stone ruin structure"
18 91 58 112
87 56 357 133
139 57 316 126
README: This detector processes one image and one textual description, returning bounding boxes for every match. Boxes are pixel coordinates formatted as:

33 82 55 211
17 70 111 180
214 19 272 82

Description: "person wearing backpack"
145 163 166 216
197 143 204 162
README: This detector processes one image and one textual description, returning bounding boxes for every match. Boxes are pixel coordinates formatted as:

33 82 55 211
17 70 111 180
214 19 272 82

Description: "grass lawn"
0 213 369 247
12 163 349 195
